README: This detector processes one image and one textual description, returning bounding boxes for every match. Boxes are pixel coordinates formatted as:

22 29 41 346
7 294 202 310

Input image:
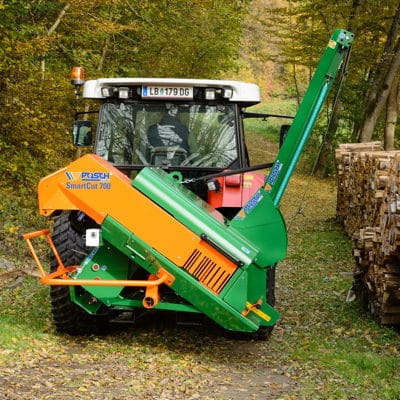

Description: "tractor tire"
225 264 276 341
254 263 277 340
49 211 109 335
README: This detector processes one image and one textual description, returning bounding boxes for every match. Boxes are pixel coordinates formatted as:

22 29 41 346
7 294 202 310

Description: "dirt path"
0 319 296 400
0 258 296 399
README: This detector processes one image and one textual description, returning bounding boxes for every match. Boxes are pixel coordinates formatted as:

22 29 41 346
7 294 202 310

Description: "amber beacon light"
70 66 85 97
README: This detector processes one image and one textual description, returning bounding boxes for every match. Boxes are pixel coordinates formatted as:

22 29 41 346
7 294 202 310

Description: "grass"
244 99 297 143
0 277 53 354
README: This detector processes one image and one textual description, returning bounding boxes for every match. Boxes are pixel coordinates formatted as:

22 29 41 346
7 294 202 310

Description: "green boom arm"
266 29 354 206
228 30 354 264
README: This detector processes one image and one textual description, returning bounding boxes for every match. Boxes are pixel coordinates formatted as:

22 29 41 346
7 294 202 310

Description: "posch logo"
65 171 111 182
81 172 110 182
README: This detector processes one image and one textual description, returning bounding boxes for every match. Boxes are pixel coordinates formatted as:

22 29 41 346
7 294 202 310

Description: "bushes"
0 75 76 194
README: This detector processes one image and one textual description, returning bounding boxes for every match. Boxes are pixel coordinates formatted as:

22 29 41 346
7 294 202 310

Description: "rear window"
95 102 238 168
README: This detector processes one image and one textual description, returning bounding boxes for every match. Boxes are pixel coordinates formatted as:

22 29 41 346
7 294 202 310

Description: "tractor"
24 29 354 339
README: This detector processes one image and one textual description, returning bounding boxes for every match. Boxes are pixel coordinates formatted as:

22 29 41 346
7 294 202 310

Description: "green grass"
244 99 297 143
0 277 57 360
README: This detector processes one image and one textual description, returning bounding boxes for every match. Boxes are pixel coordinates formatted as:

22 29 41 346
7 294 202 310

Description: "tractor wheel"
49 211 109 335
225 264 276 341
253 264 276 340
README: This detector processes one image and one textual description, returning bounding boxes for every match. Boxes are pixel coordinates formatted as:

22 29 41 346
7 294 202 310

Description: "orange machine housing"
38 154 239 293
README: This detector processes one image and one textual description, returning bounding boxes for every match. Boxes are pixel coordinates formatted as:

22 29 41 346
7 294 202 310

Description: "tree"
384 73 400 150
357 3 400 143
315 0 362 175
0 0 250 192
245 0 400 176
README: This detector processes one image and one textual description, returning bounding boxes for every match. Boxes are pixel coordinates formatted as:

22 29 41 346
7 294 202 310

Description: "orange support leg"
22 229 175 289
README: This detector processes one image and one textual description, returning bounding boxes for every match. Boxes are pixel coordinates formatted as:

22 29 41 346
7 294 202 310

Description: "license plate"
141 85 193 99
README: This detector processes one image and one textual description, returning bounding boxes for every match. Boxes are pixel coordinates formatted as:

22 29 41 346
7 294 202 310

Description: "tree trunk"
384 74 399 150
314 0 361 176
97 6 114 72
292 62 301 106
40 3 70 80
358 3 400 142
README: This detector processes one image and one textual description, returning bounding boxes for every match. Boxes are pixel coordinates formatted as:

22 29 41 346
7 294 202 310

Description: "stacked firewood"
335 142 400 324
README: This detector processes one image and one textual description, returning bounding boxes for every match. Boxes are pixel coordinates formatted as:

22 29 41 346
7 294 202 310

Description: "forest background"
1 3 400 398
0 0 399 197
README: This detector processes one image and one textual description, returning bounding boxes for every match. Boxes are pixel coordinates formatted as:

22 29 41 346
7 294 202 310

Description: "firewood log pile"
335 142 400 324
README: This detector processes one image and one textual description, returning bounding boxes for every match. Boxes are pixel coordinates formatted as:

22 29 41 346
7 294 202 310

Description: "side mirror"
72 120 92 147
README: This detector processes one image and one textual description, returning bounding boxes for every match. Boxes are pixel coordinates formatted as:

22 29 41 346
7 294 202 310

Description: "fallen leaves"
0 330 296 400
1 174 400 399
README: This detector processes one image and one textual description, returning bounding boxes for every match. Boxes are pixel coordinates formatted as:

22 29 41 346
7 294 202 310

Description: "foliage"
0 76 76 191
0 0 250 195
38 0 250 78
0 186 44 263
241 0 400 175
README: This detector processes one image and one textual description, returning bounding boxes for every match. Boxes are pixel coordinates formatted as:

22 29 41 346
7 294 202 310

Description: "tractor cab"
70 73 273 217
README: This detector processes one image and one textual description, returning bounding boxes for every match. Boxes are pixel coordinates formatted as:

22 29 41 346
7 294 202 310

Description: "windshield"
95 102 238 168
